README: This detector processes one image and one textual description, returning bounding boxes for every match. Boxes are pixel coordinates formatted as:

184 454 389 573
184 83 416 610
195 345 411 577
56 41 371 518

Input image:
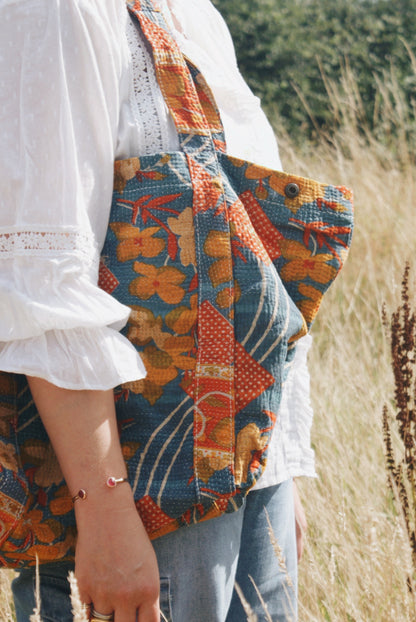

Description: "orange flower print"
215 281 241 310
21 440 64 488
143 346 179 387
208 259 231 289
204 230 232 288
125 336 196 405
243 164 272 200
268 177 325 214
194 447 231 484
0 418 10 437
243 165 326 214
234 422 268 486
297 283 324 326
113 157 139 193
162 65 187 97
204 230 231 258
20 441 63 487
244 163 269 180
50 485 75 516
279 240 338 285
167 207 196 267
159 66 205 131
128 306 170 348
125 377 164 406
0 440 18 472
12 509 63 544
165 294 198 335
110 223 165 262
129 263 186 304
163 335 196 372
335 185 353 202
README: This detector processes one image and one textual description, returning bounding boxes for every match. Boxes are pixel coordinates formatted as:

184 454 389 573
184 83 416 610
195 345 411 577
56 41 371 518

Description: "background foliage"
213 0 416 140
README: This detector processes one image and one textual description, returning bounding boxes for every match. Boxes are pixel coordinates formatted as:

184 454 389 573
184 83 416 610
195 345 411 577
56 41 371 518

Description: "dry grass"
2 72 416 621
0 570 16 621
277 70 416 621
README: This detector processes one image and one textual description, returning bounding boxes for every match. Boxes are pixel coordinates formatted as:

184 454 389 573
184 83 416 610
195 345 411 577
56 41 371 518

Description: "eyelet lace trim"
126 17 173 154
0 229 97 265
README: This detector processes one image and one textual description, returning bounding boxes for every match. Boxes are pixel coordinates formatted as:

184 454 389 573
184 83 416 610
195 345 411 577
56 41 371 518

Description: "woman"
0 1 316 620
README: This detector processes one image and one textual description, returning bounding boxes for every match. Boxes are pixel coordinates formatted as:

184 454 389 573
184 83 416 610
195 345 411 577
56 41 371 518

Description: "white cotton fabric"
254 334 316 488
0 0 315 480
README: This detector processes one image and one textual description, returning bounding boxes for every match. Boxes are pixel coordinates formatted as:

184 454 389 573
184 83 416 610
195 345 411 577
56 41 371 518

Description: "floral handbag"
0 0 353 568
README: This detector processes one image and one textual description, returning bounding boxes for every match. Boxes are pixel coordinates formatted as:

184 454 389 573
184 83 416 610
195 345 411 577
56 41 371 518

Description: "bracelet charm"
72 477 129 503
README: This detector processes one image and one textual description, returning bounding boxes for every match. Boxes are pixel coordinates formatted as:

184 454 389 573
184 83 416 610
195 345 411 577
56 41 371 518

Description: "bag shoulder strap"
126 0 227 154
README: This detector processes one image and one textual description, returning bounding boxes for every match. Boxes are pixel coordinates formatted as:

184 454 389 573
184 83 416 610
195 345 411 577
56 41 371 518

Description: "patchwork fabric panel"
0 0 353 567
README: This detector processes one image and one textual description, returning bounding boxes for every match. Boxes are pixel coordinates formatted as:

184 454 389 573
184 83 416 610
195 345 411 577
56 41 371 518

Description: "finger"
80 580 114 620
77 586 93 616
293 481 307 533
136 601 160 622
297 510 307 534
91 607 115 622
296 522 304 561
112 599 155 622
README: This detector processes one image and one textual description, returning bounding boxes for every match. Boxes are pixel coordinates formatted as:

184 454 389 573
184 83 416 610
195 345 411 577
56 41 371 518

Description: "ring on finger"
90 608 114 622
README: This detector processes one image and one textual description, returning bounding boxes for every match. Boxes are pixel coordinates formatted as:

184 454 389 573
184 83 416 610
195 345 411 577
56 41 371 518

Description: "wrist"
72 476 129 503
73 474 136 523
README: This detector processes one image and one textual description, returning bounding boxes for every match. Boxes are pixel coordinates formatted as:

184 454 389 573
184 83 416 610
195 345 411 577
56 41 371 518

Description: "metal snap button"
284 182 300 198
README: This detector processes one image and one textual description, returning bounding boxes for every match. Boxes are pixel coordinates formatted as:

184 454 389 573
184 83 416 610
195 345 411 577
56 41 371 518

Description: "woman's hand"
293 480 307 562
75 486 160 622
26 377 160 621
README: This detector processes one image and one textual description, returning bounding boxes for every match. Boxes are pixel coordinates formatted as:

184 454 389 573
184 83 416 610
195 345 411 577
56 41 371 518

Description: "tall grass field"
1 72 416 621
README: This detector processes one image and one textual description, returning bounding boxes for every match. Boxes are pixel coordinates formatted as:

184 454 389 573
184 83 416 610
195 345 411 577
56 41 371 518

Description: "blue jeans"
12 480 297 622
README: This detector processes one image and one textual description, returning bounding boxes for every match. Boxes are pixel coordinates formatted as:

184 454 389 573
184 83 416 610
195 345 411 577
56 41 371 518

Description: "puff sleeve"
0 0 146 389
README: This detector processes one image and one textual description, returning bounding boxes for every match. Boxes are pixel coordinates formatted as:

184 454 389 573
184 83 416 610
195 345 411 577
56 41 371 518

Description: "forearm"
26 377 127 500
27 376 160 619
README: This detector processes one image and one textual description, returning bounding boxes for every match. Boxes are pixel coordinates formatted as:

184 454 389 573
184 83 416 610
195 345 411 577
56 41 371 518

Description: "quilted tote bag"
0 0 353 567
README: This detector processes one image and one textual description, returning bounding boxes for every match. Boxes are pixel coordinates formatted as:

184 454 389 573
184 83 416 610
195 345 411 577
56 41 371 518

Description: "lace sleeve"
0 228 96 265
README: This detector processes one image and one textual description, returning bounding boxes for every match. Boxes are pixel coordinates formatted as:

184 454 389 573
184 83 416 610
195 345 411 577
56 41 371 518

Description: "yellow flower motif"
125 336 196 405
194 447 231 484
243 164 326 214
279 240 337 284
20 441 63 487
0 440 18 472
0 418 10 437
165 294 198 335
204 230 232 288
50 485 75 516
163 335 196 371
204 230 231 258
268 177 325 214
12 509 63 544
143 346 180 386
127 306 169 349
129 263 186 304
234 423 268 486
125 378 164 406
215 281 241 310
244 163 269 180
113 158 140 193
167 207 196 267
110 223 165 262
297 283 324 326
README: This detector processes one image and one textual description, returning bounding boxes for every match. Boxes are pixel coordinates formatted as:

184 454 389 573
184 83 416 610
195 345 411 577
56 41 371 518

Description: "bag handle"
126 0 227 153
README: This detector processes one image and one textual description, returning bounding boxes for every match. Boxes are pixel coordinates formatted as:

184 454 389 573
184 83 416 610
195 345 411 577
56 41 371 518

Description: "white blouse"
0 0 315 483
